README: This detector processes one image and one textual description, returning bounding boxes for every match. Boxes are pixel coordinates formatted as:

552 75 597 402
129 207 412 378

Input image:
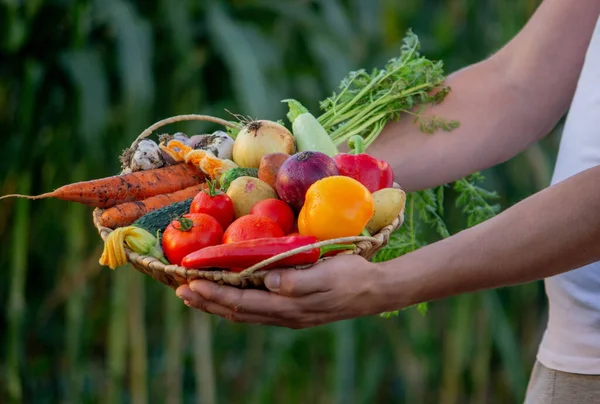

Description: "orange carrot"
0 163 206 208
98 184 206 229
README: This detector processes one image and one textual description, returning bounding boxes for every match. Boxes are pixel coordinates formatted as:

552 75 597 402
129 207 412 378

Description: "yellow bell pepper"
298 176 375 241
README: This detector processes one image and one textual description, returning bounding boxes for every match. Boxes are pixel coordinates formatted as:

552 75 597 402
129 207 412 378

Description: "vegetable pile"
96 123 405 273
0 30 500 315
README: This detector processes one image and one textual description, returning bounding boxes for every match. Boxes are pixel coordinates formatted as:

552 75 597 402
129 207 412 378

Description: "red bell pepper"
181 235 355 271
333 135 394 193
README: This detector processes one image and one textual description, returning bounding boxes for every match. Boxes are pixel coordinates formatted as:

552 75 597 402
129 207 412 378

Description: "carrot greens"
317 29 460 148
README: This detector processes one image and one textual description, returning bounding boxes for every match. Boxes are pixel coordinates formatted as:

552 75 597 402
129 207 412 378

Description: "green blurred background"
0 0 562 403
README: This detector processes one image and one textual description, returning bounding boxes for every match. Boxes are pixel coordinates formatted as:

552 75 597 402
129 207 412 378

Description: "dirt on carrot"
98 184 206 229
0 163 206 208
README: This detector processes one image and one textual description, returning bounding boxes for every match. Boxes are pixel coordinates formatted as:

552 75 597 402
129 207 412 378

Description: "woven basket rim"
93 200 403 286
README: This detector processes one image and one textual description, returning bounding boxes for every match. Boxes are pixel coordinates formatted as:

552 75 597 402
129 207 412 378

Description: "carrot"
0 163 206 208
98 184 206 229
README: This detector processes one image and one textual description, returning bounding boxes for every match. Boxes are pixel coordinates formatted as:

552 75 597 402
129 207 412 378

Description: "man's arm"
173 0 600 328
378 164 600 311
175 164 600 328
370 0 600 192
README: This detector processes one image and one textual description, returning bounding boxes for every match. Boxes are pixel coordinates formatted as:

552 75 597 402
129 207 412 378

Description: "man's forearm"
367 0 600 192
378 164 600 311
368 60 538 191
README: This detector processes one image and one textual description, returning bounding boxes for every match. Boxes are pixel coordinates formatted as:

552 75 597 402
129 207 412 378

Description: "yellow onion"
232 120 296 168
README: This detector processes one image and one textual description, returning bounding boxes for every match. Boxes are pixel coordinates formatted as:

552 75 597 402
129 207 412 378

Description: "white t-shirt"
537 15 600 375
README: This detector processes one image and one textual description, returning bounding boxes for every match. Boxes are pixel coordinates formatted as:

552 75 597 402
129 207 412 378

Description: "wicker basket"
92 114 405 289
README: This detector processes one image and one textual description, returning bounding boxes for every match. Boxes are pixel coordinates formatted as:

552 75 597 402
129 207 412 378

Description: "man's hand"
178 164 600 326
175 254 391 329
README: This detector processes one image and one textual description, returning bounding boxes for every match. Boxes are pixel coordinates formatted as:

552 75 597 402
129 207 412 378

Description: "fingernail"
177 290 191 301
264 272 280 292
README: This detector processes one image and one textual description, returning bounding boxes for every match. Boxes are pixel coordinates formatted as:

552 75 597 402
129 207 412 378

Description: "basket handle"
237 235 380 278
130 114 240 151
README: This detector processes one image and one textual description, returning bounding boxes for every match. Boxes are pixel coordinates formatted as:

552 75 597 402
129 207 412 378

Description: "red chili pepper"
180 235 355 271
333 135 394 193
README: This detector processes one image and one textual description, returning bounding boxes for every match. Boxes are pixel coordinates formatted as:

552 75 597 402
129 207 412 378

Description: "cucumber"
283 98 339 157
132 198 193 236
219 167 258 191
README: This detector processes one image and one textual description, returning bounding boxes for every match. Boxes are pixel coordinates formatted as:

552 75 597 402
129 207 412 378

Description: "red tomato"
162 213 223 266
189 185 234 230
222 214 284 244
250 199 295 234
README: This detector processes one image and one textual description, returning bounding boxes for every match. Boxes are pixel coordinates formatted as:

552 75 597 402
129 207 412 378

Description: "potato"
258 152 289 189
366 188 406 234
226 176 278 218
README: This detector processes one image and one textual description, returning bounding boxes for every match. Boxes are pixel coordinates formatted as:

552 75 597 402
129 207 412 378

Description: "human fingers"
187 280 300 317
177 285 306 328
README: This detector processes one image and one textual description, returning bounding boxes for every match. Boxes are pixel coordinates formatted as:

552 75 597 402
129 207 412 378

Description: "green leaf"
484 291 528 396
436 185 445 215
282 98 308 123
414 189 450 239
454 175 501 227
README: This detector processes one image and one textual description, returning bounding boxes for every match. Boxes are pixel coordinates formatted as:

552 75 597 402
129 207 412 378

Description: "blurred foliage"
0 0 562 403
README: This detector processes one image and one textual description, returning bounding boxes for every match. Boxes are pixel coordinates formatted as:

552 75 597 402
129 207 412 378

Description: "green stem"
409 195 416 252
398 82 435 98
164 291 184 404
397 108 421 118
325 93 389 131
204 179 222 197
327 65 410 124
322 77 432 131
327 87 417 139
324 71 371 119
175 217 194 232
192 312 216 404
319 243 356 256
333 121 380 147
331 112 387 144
330 83 436 148
319 70 386 126
106 267 128 404
317 75 366 127
334 320 355 404
6 173 31 403
364 122 386 149
65 180 87 403
128 271 148 404
347 135 365 155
